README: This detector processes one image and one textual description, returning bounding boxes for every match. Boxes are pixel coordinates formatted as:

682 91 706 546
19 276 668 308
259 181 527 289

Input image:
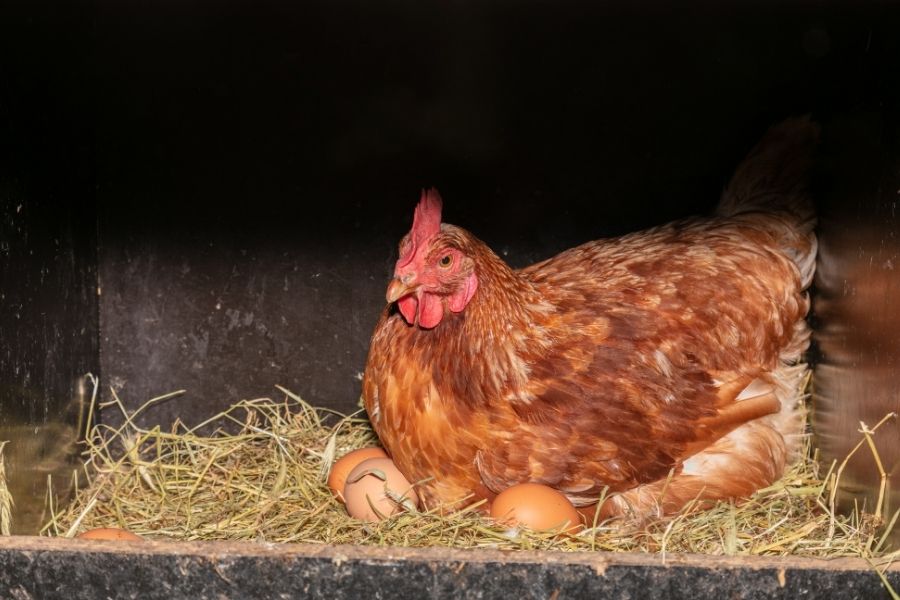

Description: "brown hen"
362 118 818 521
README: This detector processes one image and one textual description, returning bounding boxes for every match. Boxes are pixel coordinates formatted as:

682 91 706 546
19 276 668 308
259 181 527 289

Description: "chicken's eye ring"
439 254 453 268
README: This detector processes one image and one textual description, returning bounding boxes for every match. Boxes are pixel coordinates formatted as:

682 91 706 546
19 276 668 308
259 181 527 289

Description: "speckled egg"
342 457 419 522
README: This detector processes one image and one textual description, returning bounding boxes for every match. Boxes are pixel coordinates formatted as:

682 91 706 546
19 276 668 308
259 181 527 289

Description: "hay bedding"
33 374 898 573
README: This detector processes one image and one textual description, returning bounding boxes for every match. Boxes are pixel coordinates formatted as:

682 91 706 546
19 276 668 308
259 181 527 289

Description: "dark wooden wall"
89 1 900 426
0 2 99 532
2 0 900 535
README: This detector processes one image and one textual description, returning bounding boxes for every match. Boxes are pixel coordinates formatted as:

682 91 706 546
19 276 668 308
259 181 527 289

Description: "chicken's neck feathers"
429 240 554 409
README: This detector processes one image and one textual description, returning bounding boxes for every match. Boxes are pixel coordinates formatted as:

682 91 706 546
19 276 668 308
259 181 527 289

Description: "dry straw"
41 376 898 571
0 440 13 536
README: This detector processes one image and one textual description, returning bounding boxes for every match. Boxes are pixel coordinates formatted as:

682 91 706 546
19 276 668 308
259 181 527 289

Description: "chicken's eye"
439 254 453 268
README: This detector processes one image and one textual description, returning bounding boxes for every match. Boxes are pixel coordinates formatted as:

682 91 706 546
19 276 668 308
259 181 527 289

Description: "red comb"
411 188 442 244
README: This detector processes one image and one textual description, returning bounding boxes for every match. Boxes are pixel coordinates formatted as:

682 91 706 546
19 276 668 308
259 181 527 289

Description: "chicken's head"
386 188 479 329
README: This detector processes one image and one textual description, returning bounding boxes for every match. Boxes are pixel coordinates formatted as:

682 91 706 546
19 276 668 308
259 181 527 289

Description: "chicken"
362 118 818 521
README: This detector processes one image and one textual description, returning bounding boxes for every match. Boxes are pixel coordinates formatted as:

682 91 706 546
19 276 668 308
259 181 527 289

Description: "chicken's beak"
386 277 416 304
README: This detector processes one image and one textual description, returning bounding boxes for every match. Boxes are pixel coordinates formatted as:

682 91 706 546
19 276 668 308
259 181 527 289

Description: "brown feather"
362 119 817 517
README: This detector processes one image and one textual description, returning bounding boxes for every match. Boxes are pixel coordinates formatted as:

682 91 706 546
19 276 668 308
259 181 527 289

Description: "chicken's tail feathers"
718 116 820 289
717 116 819 226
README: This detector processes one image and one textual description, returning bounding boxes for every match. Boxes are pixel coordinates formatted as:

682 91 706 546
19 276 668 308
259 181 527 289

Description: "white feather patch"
653 349 673 378
735 378 775 401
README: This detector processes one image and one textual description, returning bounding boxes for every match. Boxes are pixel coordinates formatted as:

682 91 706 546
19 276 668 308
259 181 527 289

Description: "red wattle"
418 292 445 329
398 295 418 325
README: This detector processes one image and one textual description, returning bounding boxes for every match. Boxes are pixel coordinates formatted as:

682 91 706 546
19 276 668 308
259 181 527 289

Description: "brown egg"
343 457 419 522
490 483 583 533
76 527 144 541
327 446 388 503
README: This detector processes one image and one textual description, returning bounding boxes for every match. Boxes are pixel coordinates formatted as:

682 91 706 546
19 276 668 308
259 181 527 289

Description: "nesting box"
1 0 900 597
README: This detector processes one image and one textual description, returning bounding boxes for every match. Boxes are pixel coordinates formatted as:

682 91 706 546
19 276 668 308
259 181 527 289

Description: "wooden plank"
0 536 897 599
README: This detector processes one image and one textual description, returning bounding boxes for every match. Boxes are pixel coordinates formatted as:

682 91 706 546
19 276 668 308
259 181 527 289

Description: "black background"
2 0 899 427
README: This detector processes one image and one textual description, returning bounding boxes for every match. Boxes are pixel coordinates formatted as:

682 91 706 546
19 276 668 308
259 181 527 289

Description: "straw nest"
39 375 897 571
